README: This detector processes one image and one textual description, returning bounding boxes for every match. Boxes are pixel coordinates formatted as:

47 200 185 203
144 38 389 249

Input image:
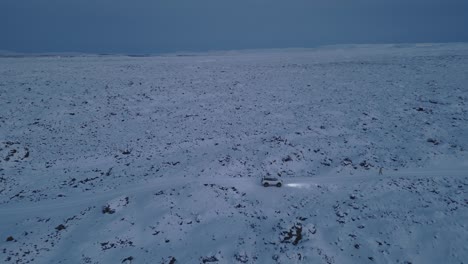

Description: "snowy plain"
0 43 467 263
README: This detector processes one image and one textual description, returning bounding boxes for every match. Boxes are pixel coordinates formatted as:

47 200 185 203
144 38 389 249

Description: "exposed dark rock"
121 256 134 263
55 224 66 231
102 205 115 214
201 256 219 263
427 138 440 145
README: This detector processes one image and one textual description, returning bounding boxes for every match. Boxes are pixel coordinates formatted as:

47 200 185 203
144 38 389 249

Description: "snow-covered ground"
0 43 467 263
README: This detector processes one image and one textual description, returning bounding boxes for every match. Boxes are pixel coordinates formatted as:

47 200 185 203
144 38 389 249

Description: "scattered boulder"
342 158 353 166
102 204 115 214
359 160 373 170
55 224 66 231
280 223 305 245
121 256 134 263
427 138 440 145
234 252 249 263
168 257 176 264
201 256 218 263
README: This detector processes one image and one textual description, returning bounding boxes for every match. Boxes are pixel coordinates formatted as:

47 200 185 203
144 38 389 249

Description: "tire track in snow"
0 168 466 217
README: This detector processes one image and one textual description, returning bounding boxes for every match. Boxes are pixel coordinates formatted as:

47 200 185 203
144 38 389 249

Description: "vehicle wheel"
263 182 269 187
276 182 282 187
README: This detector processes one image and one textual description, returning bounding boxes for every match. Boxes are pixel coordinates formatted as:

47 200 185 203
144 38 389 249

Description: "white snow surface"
0 43 468 263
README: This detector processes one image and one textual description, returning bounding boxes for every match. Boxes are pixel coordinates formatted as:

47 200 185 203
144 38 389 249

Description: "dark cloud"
1 0 467 53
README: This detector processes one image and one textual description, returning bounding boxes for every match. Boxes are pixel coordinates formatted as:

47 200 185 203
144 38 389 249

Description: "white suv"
261 177 282 187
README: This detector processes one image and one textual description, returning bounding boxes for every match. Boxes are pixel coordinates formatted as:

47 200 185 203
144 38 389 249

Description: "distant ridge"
1 42 468 58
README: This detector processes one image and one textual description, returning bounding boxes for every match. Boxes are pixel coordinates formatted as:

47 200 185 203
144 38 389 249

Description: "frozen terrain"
0 43 467 263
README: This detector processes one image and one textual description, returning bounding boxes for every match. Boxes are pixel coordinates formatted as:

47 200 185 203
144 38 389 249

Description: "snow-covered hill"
0 44 467 263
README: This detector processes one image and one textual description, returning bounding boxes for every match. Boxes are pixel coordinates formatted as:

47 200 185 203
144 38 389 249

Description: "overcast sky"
1 0 467 54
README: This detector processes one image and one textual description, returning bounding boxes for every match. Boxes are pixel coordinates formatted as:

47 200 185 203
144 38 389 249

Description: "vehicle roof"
263 177 279 181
